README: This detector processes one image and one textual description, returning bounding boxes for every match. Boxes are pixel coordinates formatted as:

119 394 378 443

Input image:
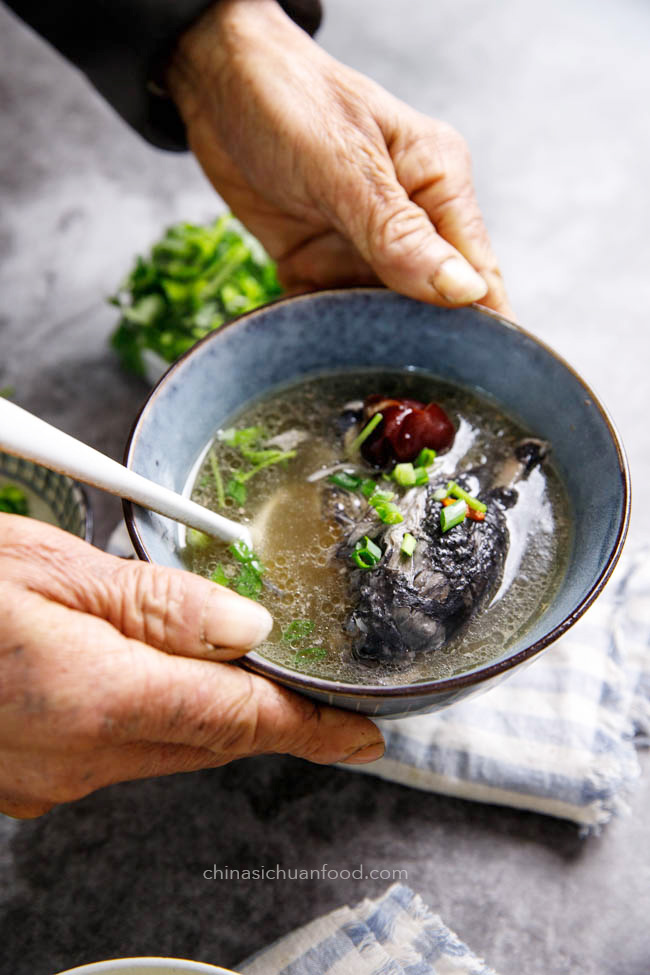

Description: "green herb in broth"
218 425 298 506
282 619 316 642
186 370 571 686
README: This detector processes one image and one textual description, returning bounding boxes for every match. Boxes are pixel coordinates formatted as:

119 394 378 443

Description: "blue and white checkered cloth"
240 883 495 975
345 545 650 833
109 522 650 832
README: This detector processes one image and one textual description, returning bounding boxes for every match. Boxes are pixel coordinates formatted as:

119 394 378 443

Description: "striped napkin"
239 883 495 975
108 522 649 831
347 546 650 832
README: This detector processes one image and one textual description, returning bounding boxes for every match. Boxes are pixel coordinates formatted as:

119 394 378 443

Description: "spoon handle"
0 399 252 548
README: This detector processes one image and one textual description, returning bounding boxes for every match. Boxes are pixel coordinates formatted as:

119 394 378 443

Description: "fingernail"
203 590 273 649
340 740 385 765
432 257 488 303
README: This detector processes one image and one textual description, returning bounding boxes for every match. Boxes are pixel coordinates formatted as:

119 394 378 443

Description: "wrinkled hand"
0 516 384 819
167 0 511 315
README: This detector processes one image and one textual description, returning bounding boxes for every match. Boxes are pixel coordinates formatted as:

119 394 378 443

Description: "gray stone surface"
1 0 649 973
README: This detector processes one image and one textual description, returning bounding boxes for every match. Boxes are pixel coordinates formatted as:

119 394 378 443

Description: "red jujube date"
361 395 455 468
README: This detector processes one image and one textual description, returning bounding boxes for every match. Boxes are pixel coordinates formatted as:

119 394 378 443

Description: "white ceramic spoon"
0 399 252 549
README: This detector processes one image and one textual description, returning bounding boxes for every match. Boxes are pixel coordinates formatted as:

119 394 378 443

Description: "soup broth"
186 370 571 686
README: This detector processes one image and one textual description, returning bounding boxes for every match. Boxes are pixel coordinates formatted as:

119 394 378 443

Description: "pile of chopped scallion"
109 214 282 377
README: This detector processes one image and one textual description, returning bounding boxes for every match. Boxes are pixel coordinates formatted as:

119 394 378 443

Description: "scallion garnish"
413 466 429 486
415 447 437 468
368 490 403 524
361 478 378 498
352 535 383 569
186 528 211 548
433 486 449 502
401 532 417 557
369 489 395 503
447 480 487 513
440 498 467 532
328 471 363 491
348 412 383 456
392 463 416 488
373 502 404 524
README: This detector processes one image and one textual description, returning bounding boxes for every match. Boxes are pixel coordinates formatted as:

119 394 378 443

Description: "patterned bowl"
0 451 92 541
123 289 630 718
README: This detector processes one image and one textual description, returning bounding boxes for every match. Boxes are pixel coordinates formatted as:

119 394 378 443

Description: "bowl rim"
123 288 631 699
54 957 235 975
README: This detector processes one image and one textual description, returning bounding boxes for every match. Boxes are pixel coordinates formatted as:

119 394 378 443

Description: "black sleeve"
4 0 322 150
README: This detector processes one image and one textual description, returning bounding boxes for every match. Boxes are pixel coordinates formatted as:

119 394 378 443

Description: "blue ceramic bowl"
124 290 630 718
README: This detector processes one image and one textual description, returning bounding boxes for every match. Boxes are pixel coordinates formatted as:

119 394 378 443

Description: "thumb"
345 186 489 307
2 517 272 659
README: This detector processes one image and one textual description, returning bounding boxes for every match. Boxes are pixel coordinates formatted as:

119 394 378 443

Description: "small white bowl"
54 957 237 975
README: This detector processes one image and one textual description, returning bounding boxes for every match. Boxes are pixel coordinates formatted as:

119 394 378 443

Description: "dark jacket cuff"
5 0 323 151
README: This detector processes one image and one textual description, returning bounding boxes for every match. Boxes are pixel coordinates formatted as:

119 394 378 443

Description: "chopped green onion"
401 532 417 557
361 478 379 498
293 646 328 666
210 564 231 587
368 491 403 524
369 489 395 504
433 486 449 502
282 619 315 642
413 466 429 486
328 471 363 491
440 498 467 532
348 412 383 455
186 528 211 548
208 450 226 509
415 447 437 468
392 463 416 487
352 535 383 569
447 480 487 513
373 501 404 524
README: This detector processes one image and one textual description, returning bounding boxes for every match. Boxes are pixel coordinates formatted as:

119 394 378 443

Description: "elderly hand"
166 0 511 316
0 515 384 818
